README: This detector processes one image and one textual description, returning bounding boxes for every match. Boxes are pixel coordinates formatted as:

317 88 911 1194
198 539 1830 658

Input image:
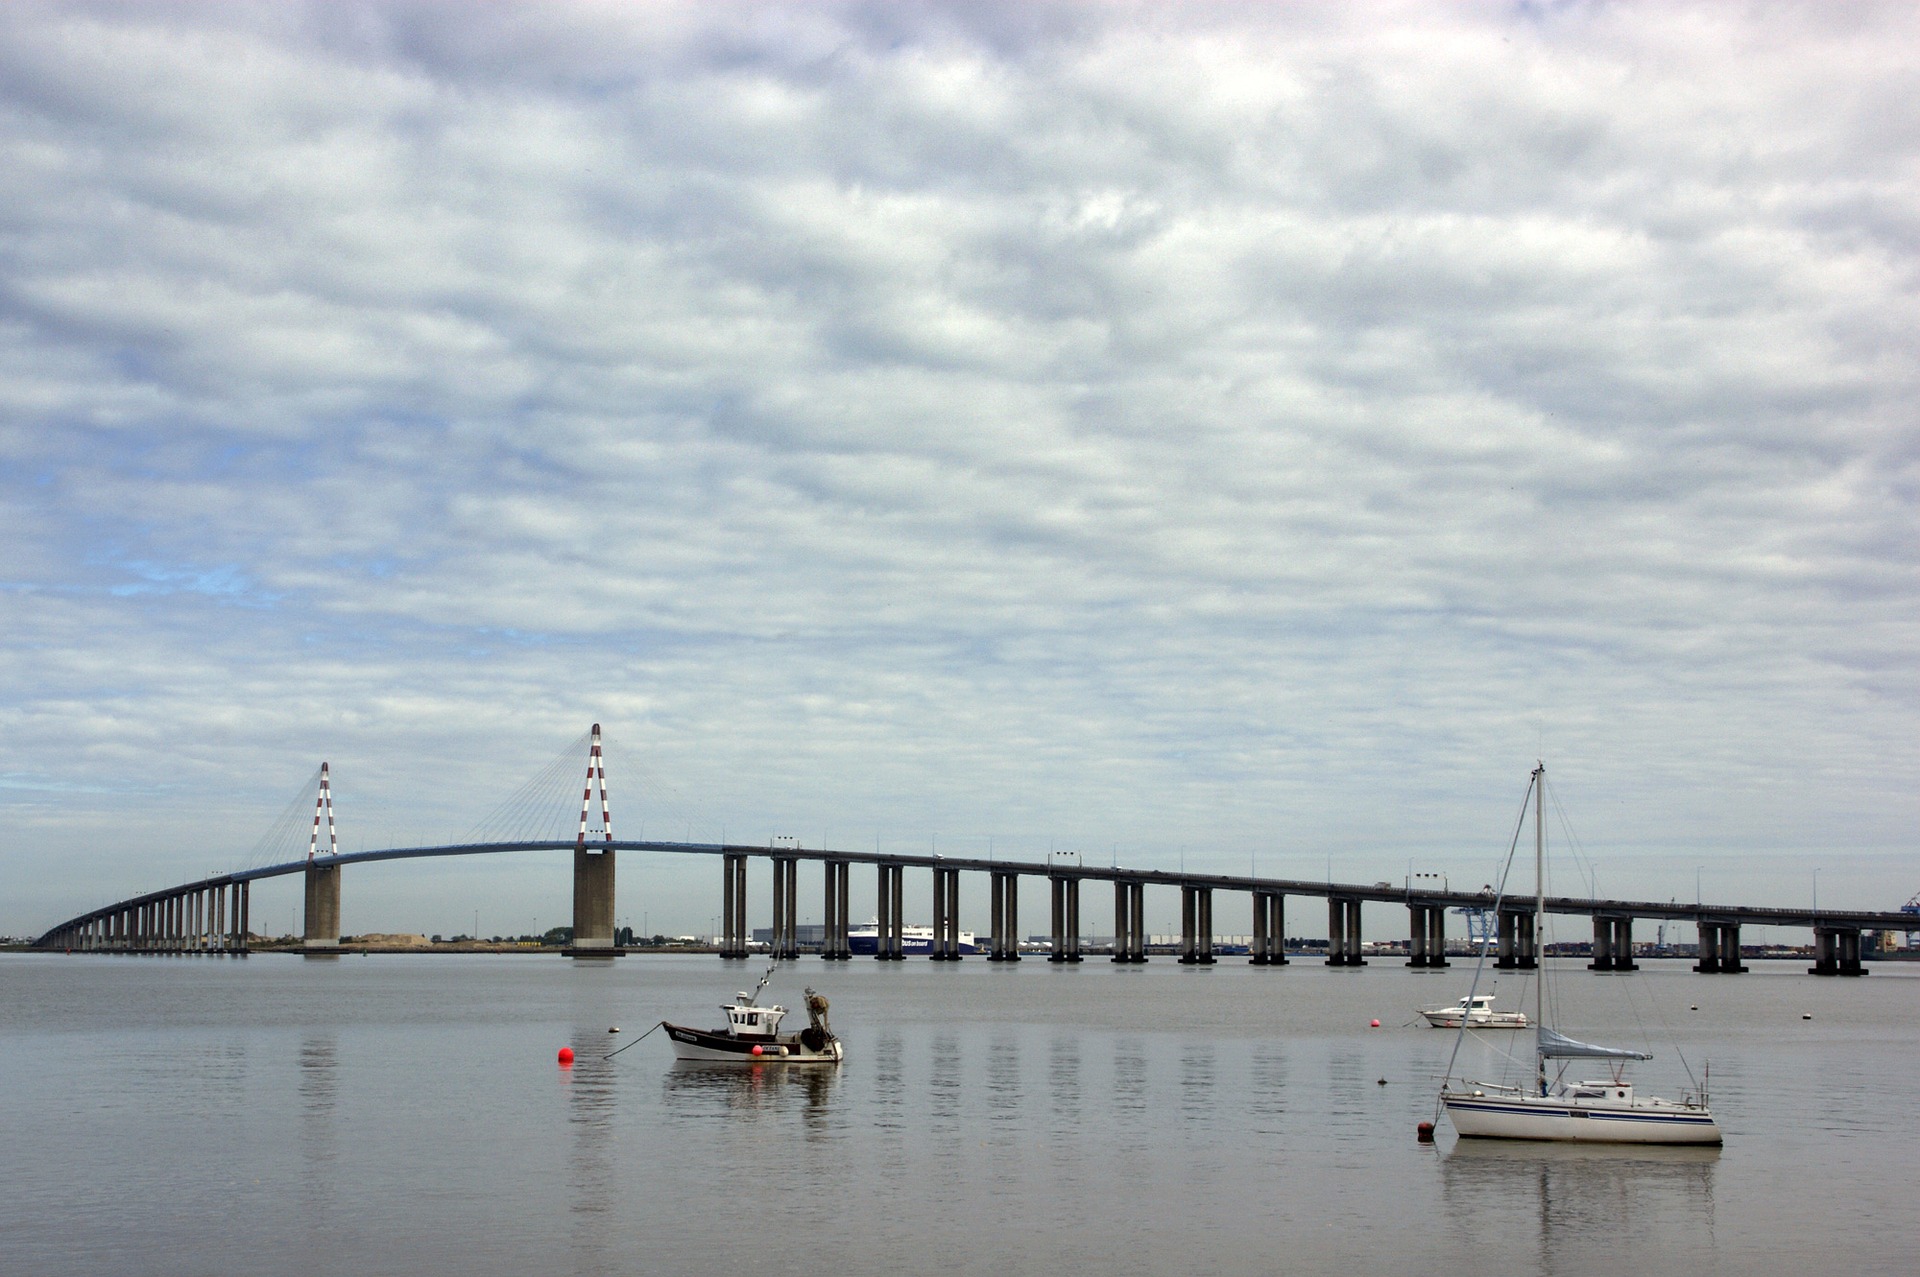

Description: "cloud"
2 1 1916 936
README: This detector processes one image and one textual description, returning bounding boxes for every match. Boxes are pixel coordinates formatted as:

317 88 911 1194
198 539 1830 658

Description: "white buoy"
609 1026 622 1033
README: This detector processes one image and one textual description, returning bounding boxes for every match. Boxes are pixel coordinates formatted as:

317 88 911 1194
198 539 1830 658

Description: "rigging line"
464 731 590 843
604 1020 665 1060
245 767 325 872
1434 770 1538 1118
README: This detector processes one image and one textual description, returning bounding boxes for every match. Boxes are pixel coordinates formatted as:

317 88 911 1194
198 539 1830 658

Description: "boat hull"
1422 1012 1529 1029
847 931 979 956
1442 1093 1721 1145
663 1022 843 1065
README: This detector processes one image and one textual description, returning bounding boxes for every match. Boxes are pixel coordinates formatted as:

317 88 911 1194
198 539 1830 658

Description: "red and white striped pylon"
576 724 613 848
307 762 337 861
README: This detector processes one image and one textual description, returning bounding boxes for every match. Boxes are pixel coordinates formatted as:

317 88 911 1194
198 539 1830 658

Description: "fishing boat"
1438 764 1721 1145
1420 993 1529 1029
662 967 843 1064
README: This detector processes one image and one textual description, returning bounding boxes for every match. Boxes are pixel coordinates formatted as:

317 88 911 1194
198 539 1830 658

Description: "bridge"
32 727 1910 977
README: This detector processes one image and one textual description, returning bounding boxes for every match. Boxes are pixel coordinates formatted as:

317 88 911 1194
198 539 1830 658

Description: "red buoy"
1370 1019 1381 1028
557 1046 575 1066
751 1044 764 1056
1417 1121 1436 1144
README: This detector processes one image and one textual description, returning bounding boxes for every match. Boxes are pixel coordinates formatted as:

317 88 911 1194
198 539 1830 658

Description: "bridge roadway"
33 838 1912 976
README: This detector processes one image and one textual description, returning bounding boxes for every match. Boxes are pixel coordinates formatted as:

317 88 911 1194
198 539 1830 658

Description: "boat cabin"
723 994 788 1039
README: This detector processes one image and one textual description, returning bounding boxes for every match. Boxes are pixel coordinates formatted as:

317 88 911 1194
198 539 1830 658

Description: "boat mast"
1534 760 1546 1095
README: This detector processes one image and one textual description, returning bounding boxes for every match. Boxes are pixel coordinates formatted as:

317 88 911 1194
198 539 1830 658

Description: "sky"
3 0 1916 942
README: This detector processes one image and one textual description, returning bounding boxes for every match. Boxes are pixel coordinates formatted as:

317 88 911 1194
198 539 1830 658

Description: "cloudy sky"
4 1 1915 941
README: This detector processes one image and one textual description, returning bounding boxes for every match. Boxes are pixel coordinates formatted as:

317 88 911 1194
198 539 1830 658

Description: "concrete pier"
303 863 341 952
1406 903 1449 968
1809 926 1867 976
1049 875 1083 962
930 866 963 960
570 845 617 956
989 871 1021 961
1694 921 1748 973
1495 906 1537 969
1111 879 1147 963
1588 916 1638 971
1327 898 1365 966
769 856 799 959
720 854 749 958
1179 884 1216 964
1250 891 1287 965
821 860 851 959
874 862 905 959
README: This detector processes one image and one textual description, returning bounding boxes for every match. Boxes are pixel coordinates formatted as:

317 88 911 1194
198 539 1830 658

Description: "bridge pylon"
568 724 619 957
303 763 341 953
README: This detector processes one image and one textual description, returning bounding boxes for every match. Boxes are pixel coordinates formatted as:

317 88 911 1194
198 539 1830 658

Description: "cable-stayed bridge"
32 726 1910 977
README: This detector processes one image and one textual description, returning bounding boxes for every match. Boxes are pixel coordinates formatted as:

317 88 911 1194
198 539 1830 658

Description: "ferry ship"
847 923 980 956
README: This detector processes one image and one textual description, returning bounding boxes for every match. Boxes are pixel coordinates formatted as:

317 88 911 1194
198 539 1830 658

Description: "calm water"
3 952 1915 1275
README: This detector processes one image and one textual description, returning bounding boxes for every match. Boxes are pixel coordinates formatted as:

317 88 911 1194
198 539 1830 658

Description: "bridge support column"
1695 921 1747 973
1327 898 1365 966
989 871 1021 960
569 844 617 957
719 854 749 958
1495 907 1537 969
1590 917 1637 971
1810 926 1865 976
1405 906 1436 967
1112 880 1148 963
768 856 798 959
874 863 904 960
1179 885 1215 964
821 861 851 959
303 865 341 953
1251 891 1287 965
1049 876 1083 962
929 866 962 960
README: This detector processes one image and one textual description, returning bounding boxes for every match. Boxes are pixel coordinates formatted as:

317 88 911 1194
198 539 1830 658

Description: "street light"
1695 867 1704 906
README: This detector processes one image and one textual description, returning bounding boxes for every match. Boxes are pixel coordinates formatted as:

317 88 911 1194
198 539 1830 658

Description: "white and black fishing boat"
1437 764 1721 1146
662 967 844 1064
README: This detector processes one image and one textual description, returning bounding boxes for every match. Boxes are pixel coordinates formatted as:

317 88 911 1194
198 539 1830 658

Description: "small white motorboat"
1421 993 1530 1029
661 967 843 1064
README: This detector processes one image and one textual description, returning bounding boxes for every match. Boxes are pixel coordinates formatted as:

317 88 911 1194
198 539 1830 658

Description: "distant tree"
541 926 574 946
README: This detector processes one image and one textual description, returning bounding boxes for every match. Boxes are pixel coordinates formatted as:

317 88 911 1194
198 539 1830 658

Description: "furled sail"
1537 1027 1651 1061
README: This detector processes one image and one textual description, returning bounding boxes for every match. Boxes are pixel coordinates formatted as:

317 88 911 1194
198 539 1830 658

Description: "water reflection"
562 1045 620 1275
1440 1139 1719 1270
296 1034 337 1247
660 1060 840 1117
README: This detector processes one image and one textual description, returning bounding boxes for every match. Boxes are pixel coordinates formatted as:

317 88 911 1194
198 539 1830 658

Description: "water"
3 953 1915 1275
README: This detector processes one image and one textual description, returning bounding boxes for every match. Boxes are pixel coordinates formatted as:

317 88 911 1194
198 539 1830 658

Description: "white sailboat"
1438 764 1721 1146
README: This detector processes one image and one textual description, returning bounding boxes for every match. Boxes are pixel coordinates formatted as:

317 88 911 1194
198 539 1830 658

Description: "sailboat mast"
1534 761 1546 1094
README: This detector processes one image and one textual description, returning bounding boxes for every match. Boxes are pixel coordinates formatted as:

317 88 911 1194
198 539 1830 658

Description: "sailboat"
1438 764 1721 1145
